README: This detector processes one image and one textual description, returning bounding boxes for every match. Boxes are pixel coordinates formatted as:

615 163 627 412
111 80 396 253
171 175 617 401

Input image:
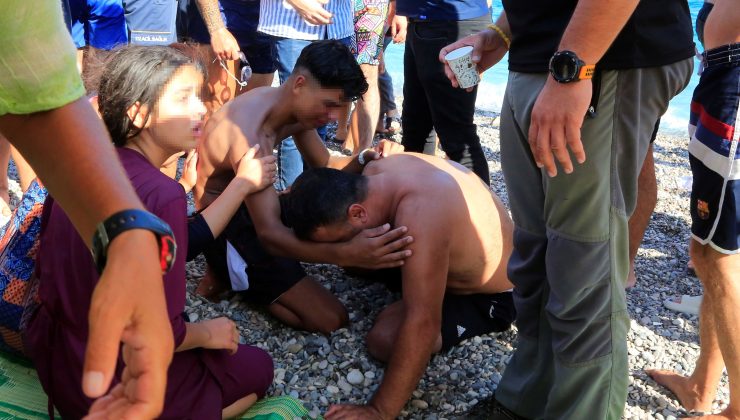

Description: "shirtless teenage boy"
194 40 412 334
281 153 517 419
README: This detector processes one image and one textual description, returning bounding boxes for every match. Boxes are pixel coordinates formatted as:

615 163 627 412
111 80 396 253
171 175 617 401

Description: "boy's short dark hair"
281 168 368 240
293 40 368 101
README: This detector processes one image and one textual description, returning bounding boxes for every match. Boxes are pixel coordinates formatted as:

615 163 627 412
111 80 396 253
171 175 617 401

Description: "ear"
126 101 150 129
347 203 368 225
292 74 307 95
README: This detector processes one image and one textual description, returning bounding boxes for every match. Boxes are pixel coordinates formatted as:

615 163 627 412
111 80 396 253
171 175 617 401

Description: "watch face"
550 52 578 83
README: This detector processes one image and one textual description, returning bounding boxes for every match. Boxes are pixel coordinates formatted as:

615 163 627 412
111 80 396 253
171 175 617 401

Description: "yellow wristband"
487 23 511 50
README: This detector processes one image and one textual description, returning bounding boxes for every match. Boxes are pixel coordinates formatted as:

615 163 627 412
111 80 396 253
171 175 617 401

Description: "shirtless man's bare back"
194 40 413 334
281 152 516 419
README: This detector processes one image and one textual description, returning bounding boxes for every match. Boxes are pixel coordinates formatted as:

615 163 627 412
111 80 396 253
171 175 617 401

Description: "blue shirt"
396 0 489 21
258 0 353 40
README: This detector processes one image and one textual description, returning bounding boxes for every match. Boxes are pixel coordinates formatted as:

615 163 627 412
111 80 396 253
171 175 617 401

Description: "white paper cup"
444 46 480 89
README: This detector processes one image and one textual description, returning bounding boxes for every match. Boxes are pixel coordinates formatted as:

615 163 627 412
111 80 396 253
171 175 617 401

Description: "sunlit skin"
195 68 413 273
312 153 514 420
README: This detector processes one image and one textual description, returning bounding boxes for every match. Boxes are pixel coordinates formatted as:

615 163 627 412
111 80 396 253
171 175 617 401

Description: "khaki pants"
495 58 692 420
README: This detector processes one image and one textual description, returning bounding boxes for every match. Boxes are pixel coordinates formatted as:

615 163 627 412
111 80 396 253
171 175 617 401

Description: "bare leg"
10 146 35 192
0 135 11 218
690 243 740 419
355 64 380 151
344 107 360 155
366 301 442 362
336 103 352 142
647 291 724 412
222 393 257 419
267 277 348 334
627 144 657 288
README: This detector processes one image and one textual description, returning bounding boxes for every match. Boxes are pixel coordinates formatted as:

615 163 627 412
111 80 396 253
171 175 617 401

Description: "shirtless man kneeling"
195 40 411 335
281 153 517 419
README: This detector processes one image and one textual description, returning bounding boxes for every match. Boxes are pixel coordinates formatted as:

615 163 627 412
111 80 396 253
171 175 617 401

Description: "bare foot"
646 369 715 413
195 266 229 302
626 263 637 289
689 408 740 420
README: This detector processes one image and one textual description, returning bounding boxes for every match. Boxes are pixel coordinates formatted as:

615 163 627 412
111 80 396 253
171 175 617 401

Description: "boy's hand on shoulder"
201 317 239 354
235 144 277 194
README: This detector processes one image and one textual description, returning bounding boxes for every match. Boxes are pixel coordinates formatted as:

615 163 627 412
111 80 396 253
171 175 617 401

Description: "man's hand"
326 404 387 420
83 230 174 419
439 29 508 90
342 224 413 269
390 15 407 43
374 139 404 157
528 78 590 177
287 0 333 25
210 27 240 61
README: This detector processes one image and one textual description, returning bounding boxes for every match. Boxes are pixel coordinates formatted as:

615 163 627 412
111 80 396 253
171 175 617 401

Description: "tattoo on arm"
196 0 225 33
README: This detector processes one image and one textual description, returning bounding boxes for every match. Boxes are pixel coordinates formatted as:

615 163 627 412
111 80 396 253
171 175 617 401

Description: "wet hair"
280 168 368 240
292 40 368 101
97 45 205 147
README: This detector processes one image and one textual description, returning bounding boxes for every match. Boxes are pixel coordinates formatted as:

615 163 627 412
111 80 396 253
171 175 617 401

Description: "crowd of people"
0 0 737 419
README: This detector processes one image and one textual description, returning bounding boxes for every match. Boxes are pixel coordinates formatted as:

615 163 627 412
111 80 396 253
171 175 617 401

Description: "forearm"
176 322 210 352
558 0 640 64
195 0 226 34
327 153 364 173
704 0 740 48
369 319 438 418
200 178 250 238
256 221 348 264
0 98 144 245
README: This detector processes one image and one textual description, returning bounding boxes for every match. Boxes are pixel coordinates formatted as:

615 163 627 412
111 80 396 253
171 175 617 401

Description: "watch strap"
357 149 374 166
91 209 177 274
578 64 596 80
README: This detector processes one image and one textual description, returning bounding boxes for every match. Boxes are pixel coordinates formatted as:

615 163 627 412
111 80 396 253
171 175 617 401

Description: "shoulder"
118 149 186 213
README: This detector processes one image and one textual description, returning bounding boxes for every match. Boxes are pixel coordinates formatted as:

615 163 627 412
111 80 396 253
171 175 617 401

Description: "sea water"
382 0 705 136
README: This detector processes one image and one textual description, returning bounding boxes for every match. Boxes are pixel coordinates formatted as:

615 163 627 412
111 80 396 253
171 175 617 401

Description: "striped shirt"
258 0 353 41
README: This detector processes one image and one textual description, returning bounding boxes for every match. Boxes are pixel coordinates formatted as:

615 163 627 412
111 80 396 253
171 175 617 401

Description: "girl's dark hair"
97 45 205 147
293 40 369 101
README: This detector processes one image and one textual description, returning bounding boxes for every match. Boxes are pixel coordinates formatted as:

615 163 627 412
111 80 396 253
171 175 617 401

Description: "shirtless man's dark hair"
293 40 368 102
282 168 368 240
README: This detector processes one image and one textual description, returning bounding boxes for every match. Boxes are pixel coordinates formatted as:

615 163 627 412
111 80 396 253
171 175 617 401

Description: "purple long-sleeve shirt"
24 147 272 419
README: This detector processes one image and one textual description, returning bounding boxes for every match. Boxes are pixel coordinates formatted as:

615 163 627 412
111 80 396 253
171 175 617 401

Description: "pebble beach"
2 108 716 419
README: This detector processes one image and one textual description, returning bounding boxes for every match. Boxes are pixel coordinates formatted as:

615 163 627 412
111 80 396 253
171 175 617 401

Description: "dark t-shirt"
503 0 695 72
397 0 489 21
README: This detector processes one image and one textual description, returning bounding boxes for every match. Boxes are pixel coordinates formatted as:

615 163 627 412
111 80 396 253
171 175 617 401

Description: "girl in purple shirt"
24 45 274 419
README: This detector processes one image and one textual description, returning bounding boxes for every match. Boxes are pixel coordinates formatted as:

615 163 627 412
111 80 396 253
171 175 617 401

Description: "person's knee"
305 302 349 335
366 326 393 362
252 347 275 396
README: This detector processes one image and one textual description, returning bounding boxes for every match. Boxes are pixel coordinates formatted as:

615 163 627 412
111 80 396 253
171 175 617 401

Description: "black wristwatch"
91 209 177 274
548 50 595 83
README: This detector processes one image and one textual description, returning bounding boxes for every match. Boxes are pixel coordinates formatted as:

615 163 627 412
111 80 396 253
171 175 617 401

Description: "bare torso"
363 153 514 295
194 87 303 209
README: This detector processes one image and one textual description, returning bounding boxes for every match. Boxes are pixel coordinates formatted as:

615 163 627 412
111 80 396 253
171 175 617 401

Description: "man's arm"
528 0 640 177
223 132 413 268
293 130 397 173
327 201 450 420
194 0 240 61
0 98 172 418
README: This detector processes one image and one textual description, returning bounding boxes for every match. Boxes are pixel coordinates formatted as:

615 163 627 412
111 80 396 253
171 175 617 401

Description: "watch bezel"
549 50 583 83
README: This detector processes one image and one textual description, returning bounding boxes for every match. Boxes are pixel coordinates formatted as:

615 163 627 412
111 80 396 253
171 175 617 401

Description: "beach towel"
0 350 319 420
